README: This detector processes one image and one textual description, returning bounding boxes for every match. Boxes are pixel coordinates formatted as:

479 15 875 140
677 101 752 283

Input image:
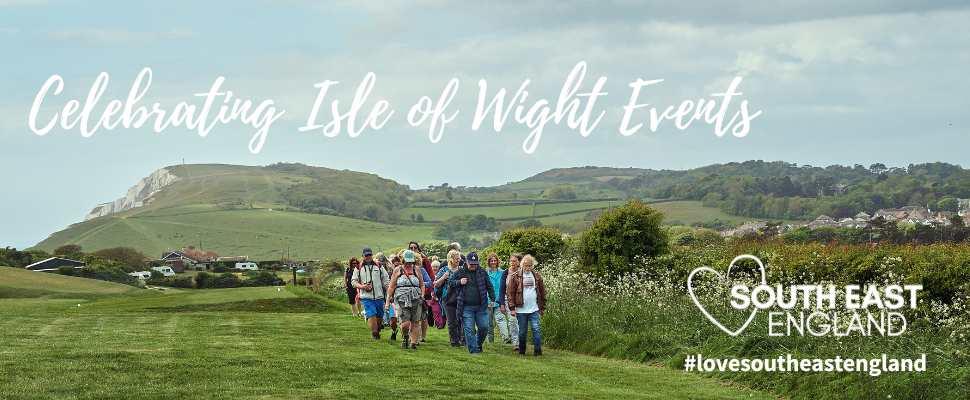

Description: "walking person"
383 255 404 342
386 250 426 350
448 242 465 266
344 257 362 318
499 253 523 345
376 251 397 333
351 247 390 340
449 252 496 354
484 253 513 344
406 242 434 342
434 249 463 347
507 255 546 356
428 260 446 330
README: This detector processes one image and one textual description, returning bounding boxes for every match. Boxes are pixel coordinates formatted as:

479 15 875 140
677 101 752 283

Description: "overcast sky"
2 1 969 248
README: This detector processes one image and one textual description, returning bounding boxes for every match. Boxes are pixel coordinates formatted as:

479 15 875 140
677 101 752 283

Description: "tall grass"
541 243 970 399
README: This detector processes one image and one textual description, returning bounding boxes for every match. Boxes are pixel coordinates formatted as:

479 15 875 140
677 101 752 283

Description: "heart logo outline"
687 254 767 337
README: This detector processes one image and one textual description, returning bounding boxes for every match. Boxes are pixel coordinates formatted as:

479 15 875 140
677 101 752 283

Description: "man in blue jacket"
448 252 495 354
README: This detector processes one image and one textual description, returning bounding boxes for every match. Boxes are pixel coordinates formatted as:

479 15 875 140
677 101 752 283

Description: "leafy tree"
544 185 578 200
92 247 148 268
53 244 84 260
578 200 669 276
0 247 35 268
486 227 568 267
937 197 959 212
433 214 498 239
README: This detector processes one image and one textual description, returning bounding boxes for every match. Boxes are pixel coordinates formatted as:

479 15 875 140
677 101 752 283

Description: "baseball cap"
362 247 373 257
403 250 416 263
466 252 480 266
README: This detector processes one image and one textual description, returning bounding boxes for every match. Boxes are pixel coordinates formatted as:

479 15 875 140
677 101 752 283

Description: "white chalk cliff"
84 167 180 220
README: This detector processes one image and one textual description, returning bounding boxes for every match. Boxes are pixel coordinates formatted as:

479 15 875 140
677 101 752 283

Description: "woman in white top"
507 254 547 356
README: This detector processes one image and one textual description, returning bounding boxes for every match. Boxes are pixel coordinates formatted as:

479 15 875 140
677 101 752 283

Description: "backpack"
433 267 449 300
428 298 446 329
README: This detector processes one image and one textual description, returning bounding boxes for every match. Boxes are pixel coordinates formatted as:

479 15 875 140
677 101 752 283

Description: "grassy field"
0 267 138 298
0 270 774 399
650 201 756 226
34 207 433 261
400 200 619 222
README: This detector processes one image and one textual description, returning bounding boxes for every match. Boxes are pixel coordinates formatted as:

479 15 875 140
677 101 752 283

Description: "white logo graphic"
688 254 922 337
687 254 766 337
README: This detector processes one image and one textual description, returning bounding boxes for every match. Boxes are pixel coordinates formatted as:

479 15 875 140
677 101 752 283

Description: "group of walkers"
343 242 547 356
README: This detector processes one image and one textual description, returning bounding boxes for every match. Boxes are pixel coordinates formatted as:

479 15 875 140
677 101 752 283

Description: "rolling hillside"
32 163 793 260
0 266 138 298
34 164 429 260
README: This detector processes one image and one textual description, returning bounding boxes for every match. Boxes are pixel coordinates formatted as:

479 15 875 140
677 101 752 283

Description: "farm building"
24 257 86 272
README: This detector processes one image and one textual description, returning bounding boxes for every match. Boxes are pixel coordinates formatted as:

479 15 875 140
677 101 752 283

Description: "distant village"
722 199 970 237
23 246 306 282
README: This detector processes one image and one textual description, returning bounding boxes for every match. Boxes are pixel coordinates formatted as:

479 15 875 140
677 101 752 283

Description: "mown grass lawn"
0 285 775 399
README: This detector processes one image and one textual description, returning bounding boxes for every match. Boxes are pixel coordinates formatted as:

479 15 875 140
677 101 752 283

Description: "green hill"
32 162 803 260
0 266 138 298
35 207 432 260
33 163 427 260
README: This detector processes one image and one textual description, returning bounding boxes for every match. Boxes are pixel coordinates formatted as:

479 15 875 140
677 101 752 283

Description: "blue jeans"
461 304 490 353
516 312 542 352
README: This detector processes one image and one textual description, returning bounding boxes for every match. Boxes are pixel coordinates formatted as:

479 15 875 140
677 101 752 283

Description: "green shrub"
150 275 195 288
485 227 567 266
53 244 84 260
91 247 148 269
577 200 669 276
246 271 284 287
68 265 139 287
207 273 242 288
0 247 38 268
195 272 213 288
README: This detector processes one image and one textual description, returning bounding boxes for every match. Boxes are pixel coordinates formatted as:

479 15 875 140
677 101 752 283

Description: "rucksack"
428 298 445 329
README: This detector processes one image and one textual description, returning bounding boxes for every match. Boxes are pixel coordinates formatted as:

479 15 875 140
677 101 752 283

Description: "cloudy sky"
2 0 969 248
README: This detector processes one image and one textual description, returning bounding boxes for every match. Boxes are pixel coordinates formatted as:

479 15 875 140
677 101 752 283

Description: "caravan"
234 262 259 271
129 271 152 280
151 266 176 277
